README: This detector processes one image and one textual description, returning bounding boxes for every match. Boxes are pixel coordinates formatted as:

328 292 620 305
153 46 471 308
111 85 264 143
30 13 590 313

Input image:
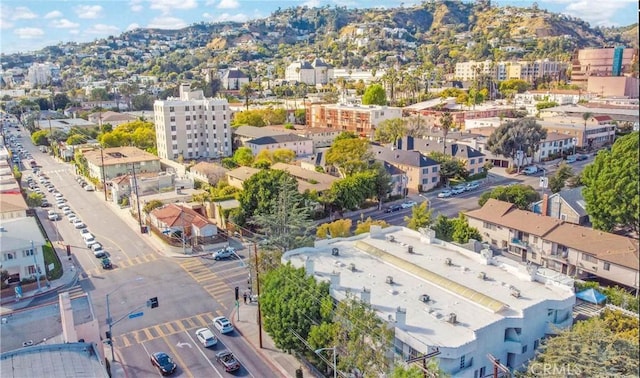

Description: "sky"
0 0 637 55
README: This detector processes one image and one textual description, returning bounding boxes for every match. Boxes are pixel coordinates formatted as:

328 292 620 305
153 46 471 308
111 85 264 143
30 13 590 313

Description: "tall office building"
570 47 637 86
154 84 232 161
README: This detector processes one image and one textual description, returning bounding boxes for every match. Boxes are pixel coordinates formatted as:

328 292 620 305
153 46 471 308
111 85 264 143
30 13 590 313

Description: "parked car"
73 220 86 229
566 155 577 163
195 328 218 347
401 201 417 209
84 184 95 192
80 228 90 235
213 316 234 334
84 237 97 248
522 166 540 175
451 185 466 195
576 154 588 161
150 352 177 376
213 246 236 261
384 204 402 213
67 213 78 222
101 257 113 269
40 201 50 208
47 212 60 221
92 244 106 258
437 190 452 198
465 182 480 191
215 350 240 372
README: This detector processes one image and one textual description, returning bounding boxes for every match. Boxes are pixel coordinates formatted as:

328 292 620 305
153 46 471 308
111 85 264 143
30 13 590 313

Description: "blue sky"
0 0 637 55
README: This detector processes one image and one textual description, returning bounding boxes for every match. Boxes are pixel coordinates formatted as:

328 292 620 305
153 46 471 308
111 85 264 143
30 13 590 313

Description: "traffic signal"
148 297 159 309
234 286 239 301
105 331 111 339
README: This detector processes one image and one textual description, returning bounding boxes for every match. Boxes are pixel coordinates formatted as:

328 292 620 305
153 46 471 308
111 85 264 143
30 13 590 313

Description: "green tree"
432 214 455 241
548 163 574 193
53 93 71 110
581 111 593 148
486 118 547 169
260 264 332 352
429 152 468 186
142 200 164 214
90 88 110 101
327 170 378 211
451 213 482 243
239 83 254 111
582 132 639 234
235 169 292 227
405 202 433 231
26 192 43 207
478 184 541 210
250 176 315 252
439 112 454 154
334 131 357 142
522 311 639 378
66 134 85 145
31 130 50 145
374 118 407 147
131 94 154 111
326 138 372 177
233 147 254 167
232 110 265 127
362 84 387 106
272 148 295 163
499 78 530 93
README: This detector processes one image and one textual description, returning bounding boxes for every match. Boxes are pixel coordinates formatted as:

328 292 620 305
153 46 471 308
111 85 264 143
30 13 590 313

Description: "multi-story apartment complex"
27 62 60 88
307 103 402 137
285 58 333 85
283 225 575 377
538 116 616 148
154 84 232 161
571 47 637 86
396 136 486 175
455 60 567 83
370 145 440 192
466 199 639 293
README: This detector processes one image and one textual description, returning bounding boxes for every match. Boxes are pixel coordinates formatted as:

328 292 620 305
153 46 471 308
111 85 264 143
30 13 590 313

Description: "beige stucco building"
83 146 161 182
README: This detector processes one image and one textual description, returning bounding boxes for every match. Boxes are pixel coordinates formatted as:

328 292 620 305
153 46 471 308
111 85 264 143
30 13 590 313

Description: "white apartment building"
283 226 575 377
27 62 59 88
285 58 333 85
0 217 48 284
154 84 232 161
455 60 567 83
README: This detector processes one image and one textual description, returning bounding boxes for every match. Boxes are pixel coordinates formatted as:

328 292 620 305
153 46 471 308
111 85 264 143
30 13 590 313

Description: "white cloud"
150 0 198 15
130 0 144 12
302 0 321 7
217 0 240 9
14 27 45 39
85 24 120 35
74 5 104 19
0 19 14 30
12 6 38 20
550 0 636 26
0 6 13 29
44 10 64 19
147 16 188 29
204 12 249 22
126 23 140 31
51 19 80 29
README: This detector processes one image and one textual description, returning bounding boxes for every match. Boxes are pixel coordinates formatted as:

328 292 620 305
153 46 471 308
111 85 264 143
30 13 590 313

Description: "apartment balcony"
545 316 572 335
510 238 529 248
504 339 523 354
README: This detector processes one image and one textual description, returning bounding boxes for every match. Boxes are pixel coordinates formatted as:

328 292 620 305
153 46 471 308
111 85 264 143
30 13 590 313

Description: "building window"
483 222 497 231
169 106 174 112
185 106 189 111
432 166 438 173
582 253 596 263
28 265 37 275
171 135 176 140
186 116 190 121
24 249 34 257
170 116 175 122
603 262 610 271
460 355 465 369
522 345 528 353
534 339 540 350
171 125 176 131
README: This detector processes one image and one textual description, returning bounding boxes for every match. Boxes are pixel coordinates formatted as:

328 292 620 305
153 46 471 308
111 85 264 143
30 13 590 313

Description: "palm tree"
581 112 593 151
239 84 254 111
439 112 453 155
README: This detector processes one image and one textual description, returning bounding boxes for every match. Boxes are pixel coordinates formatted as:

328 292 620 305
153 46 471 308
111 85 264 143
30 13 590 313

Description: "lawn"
42 243 63 280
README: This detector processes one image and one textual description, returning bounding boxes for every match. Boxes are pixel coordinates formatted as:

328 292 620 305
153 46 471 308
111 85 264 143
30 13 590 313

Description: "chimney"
360 287 371 304
395 307 406 328
329 271 340 288
541 193 549 216
305 257 314 277
179 83 190 100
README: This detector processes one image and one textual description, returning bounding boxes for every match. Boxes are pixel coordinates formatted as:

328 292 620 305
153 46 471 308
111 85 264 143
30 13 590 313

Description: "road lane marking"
160 334 194 378
163 323 175 334
183 330 224 378
194 314 210 327
142 328 154 340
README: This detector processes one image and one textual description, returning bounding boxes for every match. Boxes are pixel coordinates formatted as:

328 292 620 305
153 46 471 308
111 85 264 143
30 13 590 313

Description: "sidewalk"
230 300 315 378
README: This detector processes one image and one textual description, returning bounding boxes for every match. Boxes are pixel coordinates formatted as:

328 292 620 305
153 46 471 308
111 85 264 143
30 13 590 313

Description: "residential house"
82 146 161 183
397 136 486 175
226 166 260 190
0 191 28 220
232 125 285 149
148 203 217 239
188 162 228 185
465 199 639 292
0 217 47 284
370 145 440 192
534 132 577 161
245 134 313 157
532 187 590 226
306 103 402 138
538 104 639 125
88 111 138 127
271 162 338 194
537 116 616 149
221 68 250 90
263 126 341 149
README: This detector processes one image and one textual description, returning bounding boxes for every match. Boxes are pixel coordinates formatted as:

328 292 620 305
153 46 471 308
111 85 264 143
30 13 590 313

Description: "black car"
101 257 112 269
150 352 177 375
384 204 402 213
41 201 51 208
576 154 588 161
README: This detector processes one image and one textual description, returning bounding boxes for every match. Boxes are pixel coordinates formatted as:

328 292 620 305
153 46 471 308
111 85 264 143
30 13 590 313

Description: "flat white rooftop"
284 227 574 351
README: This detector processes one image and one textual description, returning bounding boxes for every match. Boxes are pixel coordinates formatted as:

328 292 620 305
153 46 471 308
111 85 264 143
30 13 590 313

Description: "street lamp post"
30 240 41 291
106 277 144 361
314 346 337 378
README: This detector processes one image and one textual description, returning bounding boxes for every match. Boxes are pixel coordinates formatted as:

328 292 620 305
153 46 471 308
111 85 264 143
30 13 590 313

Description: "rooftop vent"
419 294 430 303
385 276 394 285
348 263 356 272
331 247 339 256
478 272 486 280
511 288 521 298
385 235 395 242
447 313 457 324
407 245 414 254
444 258 452 266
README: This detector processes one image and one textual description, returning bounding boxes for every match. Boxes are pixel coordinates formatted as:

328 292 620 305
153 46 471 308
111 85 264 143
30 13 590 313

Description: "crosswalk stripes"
178 259 231 308
62 284 85 300
114 310 223 348
85 252 160 276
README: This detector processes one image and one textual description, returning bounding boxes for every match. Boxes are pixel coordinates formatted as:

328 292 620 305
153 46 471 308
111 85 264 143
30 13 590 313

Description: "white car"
84 184 95 192
437 190 453 198
84 237 97 248
92 243 106 258
80 228 90 235
63 208 73 215
195 328 218 347
47 212 60 221
57 201 68 209
465 182 480 191
213 316 234 334
68 213 78 222
53 193 64 199
401 201 417 209
72 219 86 229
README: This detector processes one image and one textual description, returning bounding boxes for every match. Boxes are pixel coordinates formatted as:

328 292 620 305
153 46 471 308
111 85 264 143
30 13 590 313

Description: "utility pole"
100 147 108 201
30 240 41 291
254 242 263 348
131 163 143 233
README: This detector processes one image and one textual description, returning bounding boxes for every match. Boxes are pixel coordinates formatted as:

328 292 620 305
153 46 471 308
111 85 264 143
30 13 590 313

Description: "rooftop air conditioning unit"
447 313 457 324
386 235 395 242
419 294 430 303
385 276 394 284
478 272 486 280
511 288 521 298
348 263 356 272
444 258 452 266
331 248 339 256
407 245 414 254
